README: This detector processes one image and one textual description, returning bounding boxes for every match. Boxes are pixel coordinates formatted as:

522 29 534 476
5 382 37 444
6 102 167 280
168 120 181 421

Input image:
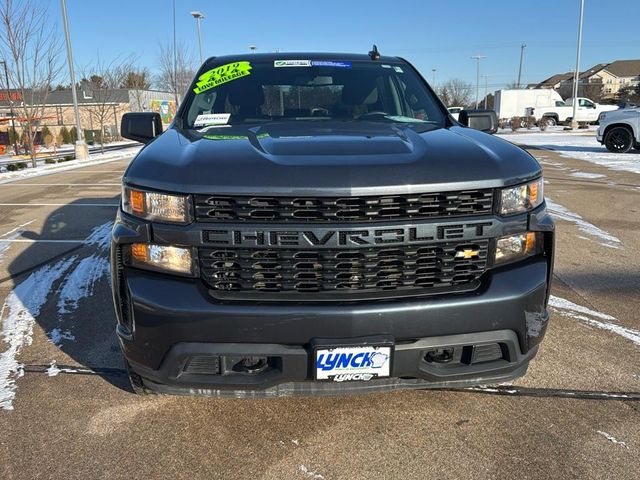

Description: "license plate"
315 346 392 382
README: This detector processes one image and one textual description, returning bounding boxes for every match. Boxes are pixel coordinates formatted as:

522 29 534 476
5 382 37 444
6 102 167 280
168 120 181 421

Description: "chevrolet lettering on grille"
202 221 494 248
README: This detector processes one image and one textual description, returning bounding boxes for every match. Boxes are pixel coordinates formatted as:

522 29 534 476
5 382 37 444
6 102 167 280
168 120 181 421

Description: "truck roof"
202 52 404 66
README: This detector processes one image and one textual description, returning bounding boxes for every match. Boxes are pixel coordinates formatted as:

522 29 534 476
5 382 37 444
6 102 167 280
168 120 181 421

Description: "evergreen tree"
59 126 71 144
69 126 78 143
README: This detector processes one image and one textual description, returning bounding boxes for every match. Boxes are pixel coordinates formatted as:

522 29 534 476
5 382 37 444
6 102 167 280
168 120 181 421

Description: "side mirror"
121 112 163 143
458 109 498 134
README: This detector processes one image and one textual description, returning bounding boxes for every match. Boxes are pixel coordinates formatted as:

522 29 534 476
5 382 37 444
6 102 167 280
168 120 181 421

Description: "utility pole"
482 75 490 109
60 0 88 159
471 55 486 108
190 11 205 65
0 60 19 155
570 0 585 130
172 0 178 105
517 42 526 88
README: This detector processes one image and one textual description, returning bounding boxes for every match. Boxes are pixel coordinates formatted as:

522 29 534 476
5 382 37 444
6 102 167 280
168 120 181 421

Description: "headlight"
125 243 196 276
494 232 542 266
122 186 191 224
499 178 543 215
598 112 606 122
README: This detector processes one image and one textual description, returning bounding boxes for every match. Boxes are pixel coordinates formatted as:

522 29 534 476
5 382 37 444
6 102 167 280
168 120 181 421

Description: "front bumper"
111 207 554 396
596 126 604 143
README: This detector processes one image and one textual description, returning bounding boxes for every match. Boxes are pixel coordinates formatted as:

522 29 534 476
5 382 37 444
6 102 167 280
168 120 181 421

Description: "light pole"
190 11 205 64
0 60 19 155
471 55 486 108
517 42 526 88
482 75 490 109
431 68 436 87
172 0 178 105
249 45 257 53
570 0 585 130
60 0 88 159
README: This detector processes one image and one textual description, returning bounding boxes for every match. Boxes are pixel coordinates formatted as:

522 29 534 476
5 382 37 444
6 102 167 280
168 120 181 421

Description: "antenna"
368 44 380 60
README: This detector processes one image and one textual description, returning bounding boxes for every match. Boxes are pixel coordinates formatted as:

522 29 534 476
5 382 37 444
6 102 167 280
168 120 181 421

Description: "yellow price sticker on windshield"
194 61 252 94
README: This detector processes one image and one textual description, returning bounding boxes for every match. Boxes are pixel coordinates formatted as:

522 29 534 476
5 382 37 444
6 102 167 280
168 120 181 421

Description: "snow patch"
597 431 629 449
549 295 640 347
0 257 75 410
84 221 113 250
298 465 325 479
56 254 109 314
546 198 621 249
569 171 605 179
48 328 75 346
46 361 61 377
498 132 640 176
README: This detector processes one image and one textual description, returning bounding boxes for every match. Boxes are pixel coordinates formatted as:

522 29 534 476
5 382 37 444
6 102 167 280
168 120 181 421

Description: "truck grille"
200 240 489 301
194 189 494 223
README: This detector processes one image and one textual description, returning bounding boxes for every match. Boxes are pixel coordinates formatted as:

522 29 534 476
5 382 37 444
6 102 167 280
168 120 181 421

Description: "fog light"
494 232 541 266
126 243 196 276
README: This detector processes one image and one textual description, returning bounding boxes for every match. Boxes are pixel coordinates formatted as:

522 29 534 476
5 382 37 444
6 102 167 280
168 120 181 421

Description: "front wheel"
604 127 634 153
543 116 557 127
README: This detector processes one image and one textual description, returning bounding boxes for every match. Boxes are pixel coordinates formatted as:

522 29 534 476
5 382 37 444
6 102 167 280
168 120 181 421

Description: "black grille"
199 240 489 301
194 190 494 223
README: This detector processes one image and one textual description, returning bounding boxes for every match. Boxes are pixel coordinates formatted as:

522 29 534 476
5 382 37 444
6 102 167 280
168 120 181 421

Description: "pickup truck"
113 51 554 396
597 107 640 152
535 97 618 125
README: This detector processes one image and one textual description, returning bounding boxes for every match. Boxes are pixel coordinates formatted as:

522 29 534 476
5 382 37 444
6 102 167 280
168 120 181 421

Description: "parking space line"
2 183 122 186
0 239 87 244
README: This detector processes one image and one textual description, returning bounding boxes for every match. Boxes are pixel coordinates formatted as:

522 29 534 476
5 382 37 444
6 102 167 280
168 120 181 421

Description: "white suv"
597 108 640 153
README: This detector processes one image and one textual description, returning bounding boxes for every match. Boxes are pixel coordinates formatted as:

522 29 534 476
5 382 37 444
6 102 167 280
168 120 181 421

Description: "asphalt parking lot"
1 139 639 479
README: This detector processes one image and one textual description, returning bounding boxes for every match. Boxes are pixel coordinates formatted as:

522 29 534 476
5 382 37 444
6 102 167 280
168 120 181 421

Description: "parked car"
597 107 640 153
114 51 554 396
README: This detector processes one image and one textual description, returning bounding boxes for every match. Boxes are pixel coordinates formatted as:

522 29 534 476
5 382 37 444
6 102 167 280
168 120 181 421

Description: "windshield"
181 59 446 130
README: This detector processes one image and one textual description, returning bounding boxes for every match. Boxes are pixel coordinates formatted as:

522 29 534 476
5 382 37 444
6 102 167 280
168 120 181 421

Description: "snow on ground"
0 257 76 410
0 146 141 185
549 295 640 347
0 221 114 409
497 130 640 176
546 198 622 249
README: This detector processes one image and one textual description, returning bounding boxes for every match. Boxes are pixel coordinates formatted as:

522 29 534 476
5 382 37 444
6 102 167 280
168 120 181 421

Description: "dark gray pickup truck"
112 51 554 396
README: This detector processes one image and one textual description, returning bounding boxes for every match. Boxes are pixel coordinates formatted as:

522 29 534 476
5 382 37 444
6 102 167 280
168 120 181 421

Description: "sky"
54 0 640 92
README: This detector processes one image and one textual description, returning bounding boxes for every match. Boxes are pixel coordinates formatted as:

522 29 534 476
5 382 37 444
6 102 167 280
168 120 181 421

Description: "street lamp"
431 68 436 88
471 55 486 108
0 60 19 155
190 11 205 65
60 0 88 159
570 0 585 130
249 45 257 53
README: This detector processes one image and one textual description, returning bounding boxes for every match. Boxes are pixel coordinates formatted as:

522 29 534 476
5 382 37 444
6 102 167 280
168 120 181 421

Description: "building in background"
0 84 175 148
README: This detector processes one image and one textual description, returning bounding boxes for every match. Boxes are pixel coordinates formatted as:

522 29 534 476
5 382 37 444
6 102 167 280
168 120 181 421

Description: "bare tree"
0 0 62 166
121 68 151 111
155 41 195 102
80 56 132 153
440 79 473 107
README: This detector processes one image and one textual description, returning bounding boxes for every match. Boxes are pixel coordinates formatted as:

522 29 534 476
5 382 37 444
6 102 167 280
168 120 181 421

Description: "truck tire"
543 116 557 127
604 126 634 153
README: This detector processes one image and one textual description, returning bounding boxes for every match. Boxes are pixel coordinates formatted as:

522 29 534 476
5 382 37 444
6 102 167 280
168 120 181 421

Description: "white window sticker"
381 64 392 69
393 66 404 73
274 60 311 67
194 113 231 127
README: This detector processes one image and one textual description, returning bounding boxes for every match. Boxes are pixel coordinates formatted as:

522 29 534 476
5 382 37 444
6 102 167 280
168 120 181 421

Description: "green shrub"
16 162 27 170
6 163 17 171
44 158 56 164
69 127 78 143
59 126 71 144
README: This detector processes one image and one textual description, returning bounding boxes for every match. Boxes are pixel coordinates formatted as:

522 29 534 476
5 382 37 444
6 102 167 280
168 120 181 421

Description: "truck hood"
125 121 541 195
